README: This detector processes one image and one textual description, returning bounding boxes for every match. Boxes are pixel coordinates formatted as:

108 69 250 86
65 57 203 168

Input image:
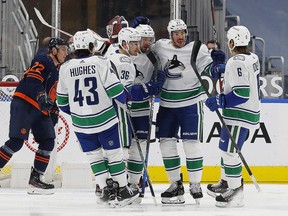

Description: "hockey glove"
50 107 59 126
36 92 54 111
130 16 150 28
146 81 161 96
205 94 225 111
210 50 226 79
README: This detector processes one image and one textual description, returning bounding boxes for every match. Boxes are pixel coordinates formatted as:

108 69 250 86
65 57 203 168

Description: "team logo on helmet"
48 38 68 51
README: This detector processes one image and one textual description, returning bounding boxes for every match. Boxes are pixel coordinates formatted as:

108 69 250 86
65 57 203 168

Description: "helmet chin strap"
120 42 130 56
51 50 61 66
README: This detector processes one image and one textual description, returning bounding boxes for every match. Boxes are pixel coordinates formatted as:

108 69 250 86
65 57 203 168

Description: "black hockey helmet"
48 37 68 52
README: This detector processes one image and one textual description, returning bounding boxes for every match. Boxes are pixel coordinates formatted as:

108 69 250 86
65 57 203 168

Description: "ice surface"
0 184 287 216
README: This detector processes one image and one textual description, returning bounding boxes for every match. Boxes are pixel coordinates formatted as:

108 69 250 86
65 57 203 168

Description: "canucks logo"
164 55 185 79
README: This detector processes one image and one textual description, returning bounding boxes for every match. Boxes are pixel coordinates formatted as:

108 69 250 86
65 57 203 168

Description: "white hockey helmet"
167 19 187 37
135 24 155 38
87 29 109 54
227 25 251 47
118 27 141 46
73 29 107 54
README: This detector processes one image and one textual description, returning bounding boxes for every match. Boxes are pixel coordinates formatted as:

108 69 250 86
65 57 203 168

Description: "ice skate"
27 167 55 195
189 182 203 205
96 178 118 208
215 184 244 208
161 180 185 204
117 184 139 207
207 179 228 198
128 183 142 204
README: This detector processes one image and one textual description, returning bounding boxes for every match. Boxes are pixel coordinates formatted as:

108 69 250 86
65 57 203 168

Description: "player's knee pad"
4 138 24 153
221 150 241 166
159 137 178 157
37 139 55 152
128 139 146 161
182 139 202 158
105 148 124 164
86 148 105 163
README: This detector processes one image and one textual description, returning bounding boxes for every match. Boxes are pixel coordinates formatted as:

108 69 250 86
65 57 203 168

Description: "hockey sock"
160 138 181 183
183 140 203 183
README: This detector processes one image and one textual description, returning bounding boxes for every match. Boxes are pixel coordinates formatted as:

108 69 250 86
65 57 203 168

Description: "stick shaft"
34 7 73 37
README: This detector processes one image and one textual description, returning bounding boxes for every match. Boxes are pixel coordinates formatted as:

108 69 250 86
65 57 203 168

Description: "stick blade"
34 7 49 26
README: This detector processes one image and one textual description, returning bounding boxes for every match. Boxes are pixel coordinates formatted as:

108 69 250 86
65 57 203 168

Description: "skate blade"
27 186 55 195
130 196 142 205
117 193 139 208
216 201 244 208
161 195 185 205
206 189 218 198
108 200 117 208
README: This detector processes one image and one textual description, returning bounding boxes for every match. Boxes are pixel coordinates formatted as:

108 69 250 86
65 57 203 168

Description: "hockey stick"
34 7 73 37
115 101 157 206
210 0 218 47
140 51 158 196
191 40 261 192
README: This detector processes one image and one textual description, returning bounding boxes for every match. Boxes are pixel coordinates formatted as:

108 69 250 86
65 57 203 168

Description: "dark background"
23 0 170 42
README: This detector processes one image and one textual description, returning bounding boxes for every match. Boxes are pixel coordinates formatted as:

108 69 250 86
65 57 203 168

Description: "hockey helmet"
135 24 155 39
106 15 129 42
73 29 107 54
167 19 187 37
227 25 251 48
118 27 141 47
48 37 68 52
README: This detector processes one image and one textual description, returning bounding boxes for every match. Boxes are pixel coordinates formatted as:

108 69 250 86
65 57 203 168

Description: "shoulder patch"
233 55 245 61
98 56 108 60
120 56 132 64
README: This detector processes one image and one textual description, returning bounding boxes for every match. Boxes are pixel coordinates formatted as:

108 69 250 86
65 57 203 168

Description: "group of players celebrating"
0 13 260 208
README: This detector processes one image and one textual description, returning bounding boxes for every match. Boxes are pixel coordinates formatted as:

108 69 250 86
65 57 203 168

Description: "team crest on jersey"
120 56 131 64
164 55 185 79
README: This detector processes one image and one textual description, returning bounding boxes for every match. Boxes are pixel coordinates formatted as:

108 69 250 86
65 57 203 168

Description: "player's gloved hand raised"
205 94 225 111
36 92 54 111
210 50 226 79
130 16 150 28
50 107 59 126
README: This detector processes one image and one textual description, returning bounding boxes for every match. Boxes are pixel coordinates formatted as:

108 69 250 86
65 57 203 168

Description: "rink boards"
1 99 288 183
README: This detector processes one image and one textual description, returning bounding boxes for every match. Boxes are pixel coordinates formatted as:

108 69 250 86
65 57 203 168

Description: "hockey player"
127 24 166 200
56 29 139 207
205 25 260 208
151 19 225 205
106 27 141 158
105 15 129 56
0 37 68 194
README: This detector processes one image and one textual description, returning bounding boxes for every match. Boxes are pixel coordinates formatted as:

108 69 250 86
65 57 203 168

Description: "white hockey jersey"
129 52 155 117
104 43 120 57
222 52 261 130
56 56 124 134
151 39 212 108
107 52 136 91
